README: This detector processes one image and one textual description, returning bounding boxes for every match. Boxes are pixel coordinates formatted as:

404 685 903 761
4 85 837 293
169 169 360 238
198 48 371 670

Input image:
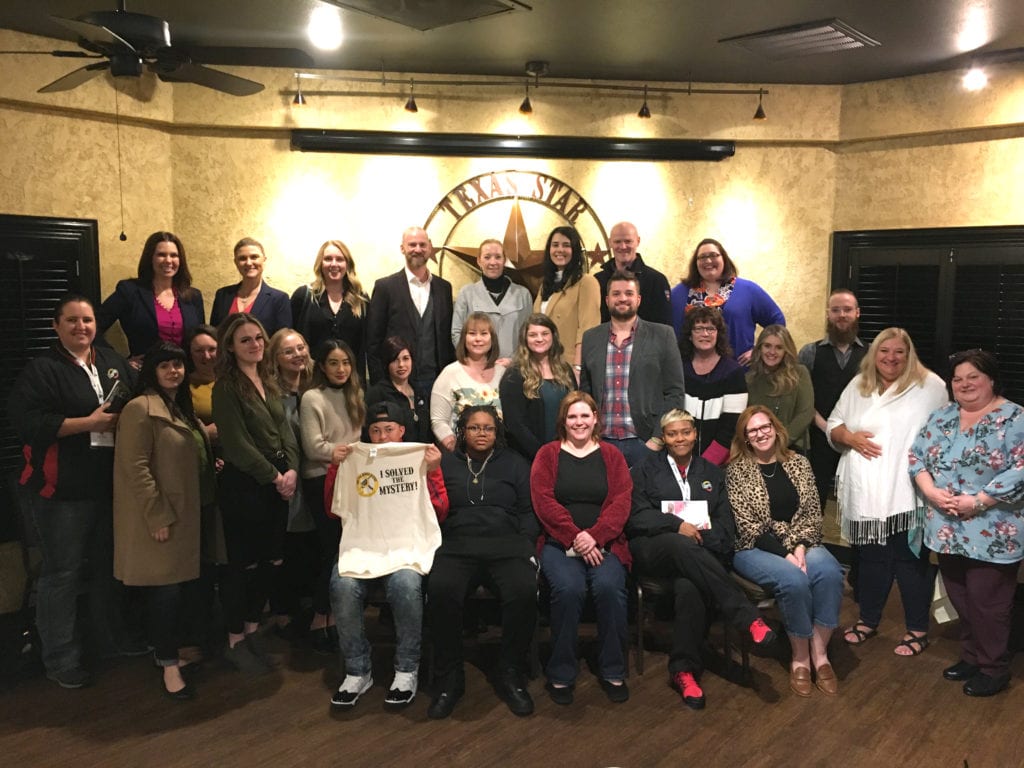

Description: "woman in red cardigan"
531 391 632 705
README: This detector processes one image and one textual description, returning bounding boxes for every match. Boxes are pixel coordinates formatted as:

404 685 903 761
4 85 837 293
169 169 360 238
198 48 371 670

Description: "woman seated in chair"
531 392 631 705
725 405 845 698
628 409 776 710
426 405 539 720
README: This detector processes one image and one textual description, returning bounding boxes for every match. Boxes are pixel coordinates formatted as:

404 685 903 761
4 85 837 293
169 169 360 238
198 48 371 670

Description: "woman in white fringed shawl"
826 328 947 657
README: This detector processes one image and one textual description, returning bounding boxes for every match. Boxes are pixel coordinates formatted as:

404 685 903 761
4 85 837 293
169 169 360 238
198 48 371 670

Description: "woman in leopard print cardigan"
726 406 845 697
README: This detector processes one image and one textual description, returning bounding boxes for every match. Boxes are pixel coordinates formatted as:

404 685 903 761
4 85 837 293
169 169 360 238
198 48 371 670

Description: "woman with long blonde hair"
499 314 577 459
291 239 369 381
746 325 814 452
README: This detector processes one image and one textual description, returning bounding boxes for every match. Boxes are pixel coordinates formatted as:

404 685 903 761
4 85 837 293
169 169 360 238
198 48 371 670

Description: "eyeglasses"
692 326 717 335
696 253 721 262
465 424 496 434
745 424 773 437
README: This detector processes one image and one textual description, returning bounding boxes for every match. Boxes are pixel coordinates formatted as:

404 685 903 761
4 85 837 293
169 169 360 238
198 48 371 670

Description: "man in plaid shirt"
580 270 686 467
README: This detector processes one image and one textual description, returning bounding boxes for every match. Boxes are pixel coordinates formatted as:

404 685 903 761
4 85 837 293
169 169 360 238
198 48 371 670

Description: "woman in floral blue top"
909 349 1024 698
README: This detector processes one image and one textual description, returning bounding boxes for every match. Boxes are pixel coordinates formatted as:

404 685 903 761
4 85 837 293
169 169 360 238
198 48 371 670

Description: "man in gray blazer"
580 269 686 467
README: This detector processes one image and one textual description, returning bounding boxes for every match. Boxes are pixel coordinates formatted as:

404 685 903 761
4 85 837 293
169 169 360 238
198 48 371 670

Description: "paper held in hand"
661 500 711 530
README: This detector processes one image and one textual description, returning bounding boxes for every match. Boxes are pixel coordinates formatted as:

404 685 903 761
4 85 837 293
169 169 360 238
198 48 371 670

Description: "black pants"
630 533 759 676
856 534 935 633
808 428 840 511
148 580 201 664
304 476 341 617
427 552 537 688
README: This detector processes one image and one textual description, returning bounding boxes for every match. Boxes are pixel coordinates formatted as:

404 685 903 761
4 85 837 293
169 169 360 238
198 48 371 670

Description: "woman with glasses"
746 325 815 452
670 238 784 366
726 405 844 697
427 406 539 719
827 327 947 657
532 391 632 705
909 349 1024 697
212 313 300 673
678 306 748 466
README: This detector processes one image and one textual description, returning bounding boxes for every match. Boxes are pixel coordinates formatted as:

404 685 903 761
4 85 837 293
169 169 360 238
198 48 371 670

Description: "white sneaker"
331 673 373 708
384 669 418 708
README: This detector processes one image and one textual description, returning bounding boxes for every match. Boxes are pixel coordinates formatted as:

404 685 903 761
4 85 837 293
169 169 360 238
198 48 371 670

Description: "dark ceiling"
2 0 1023 85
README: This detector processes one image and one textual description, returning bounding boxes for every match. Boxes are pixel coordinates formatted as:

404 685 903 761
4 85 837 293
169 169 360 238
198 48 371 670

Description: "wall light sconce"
292 75 306 105
962 66 988 91
753 89 766 120
519 80 533 114
638 84 651 119
404 78 418 112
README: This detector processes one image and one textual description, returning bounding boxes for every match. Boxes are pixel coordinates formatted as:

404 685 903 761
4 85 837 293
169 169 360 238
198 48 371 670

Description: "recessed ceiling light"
308 5 343 50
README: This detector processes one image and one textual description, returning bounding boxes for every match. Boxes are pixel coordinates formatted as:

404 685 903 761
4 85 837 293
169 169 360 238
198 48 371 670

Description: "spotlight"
753 89 766 120
405 79 418 113
638 84 651 119
962 67 987 91
519 81 533 114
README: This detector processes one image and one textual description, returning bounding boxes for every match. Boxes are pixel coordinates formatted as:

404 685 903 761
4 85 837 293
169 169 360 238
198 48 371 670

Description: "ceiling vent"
720 18 880 60
325 0 530 32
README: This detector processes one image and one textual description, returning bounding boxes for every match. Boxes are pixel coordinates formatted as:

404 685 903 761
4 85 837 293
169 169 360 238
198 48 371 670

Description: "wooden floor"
2 586 1023 768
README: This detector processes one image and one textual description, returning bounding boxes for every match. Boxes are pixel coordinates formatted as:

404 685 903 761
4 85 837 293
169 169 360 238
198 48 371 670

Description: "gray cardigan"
580 318 686 442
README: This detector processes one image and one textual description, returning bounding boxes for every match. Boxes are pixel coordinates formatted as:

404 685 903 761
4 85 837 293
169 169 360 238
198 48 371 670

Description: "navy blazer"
365 269 455 385
99 279 205 356
210 281 292 338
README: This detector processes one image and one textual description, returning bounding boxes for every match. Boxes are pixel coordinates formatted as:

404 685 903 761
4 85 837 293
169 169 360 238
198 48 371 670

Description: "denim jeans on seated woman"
329 565 423 677
732 545 844 639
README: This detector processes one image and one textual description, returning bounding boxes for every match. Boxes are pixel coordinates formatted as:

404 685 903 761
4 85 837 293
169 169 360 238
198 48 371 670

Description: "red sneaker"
671 671 706 710
749 617 777 646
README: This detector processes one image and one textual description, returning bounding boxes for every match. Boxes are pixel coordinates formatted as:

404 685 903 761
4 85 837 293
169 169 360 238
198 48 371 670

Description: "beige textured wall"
2 27 1022 352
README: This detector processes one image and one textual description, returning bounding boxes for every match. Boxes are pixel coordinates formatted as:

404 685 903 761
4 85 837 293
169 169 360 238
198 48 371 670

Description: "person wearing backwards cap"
327 400 444 710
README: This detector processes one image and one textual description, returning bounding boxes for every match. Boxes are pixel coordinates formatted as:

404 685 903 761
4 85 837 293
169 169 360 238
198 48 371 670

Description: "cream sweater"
298 386 360 479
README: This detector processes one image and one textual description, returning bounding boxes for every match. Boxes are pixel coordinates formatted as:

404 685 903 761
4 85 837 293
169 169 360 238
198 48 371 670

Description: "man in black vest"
797 289 867 507
595 221 672 326
366 227 455 401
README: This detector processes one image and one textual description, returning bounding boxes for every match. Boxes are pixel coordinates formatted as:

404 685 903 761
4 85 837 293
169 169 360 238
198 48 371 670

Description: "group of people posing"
10 222 1022 718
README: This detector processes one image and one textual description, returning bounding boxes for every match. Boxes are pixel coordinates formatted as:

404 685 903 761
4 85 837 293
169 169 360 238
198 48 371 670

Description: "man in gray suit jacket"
580 269 686 467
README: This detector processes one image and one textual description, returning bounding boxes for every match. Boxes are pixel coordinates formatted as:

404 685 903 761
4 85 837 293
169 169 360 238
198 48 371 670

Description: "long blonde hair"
310 240 367 318
266 328 314 394
511 314 575 398
748 324 800 396
857 327 929 396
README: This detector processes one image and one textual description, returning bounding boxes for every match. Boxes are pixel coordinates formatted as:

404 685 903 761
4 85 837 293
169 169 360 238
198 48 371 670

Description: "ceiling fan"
7 1 314 96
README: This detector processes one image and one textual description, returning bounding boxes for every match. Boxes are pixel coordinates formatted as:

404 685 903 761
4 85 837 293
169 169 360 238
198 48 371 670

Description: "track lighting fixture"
404 78 418 112
519 81 533 114
753 89 766 120
638 85 651 119
292 76 306 105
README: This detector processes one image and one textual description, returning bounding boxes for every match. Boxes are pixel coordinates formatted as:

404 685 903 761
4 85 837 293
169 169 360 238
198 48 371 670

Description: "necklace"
466 450 494 484
758 461 778 479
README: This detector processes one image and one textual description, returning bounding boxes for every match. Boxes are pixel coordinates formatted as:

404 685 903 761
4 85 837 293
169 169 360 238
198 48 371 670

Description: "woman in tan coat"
533 226 601 374
114 342 215 700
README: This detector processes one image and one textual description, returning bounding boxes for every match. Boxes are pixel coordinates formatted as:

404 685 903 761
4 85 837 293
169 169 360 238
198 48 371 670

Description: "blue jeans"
602 436 651 469
733 546 843 639
329 564 423 676
541 543 627 685
21 488 122 674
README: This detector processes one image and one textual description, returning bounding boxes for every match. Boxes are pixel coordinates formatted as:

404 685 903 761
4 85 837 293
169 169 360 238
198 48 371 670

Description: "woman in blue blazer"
210 237 292 337
100 231 205 362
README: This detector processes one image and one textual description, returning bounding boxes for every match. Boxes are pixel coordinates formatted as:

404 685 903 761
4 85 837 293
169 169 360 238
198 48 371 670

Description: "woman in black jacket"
627 408 775 709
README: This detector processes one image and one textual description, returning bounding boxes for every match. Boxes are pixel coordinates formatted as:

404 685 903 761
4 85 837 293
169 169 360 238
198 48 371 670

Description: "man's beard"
610 305 638 321
826 318 859 346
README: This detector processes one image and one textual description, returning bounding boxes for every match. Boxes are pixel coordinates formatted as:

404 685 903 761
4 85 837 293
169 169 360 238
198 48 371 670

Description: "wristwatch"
973 496 988 514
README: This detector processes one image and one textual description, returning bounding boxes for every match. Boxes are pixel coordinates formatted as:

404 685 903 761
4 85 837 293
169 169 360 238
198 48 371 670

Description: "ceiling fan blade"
51 15 136 51
177 46 315 69
38 61 110 93
152 61 264 96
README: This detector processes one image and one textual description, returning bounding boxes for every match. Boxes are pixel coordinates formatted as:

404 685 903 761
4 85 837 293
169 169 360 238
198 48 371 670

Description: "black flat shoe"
162 681 196 701
943 660 979 681
495 671 533 717
963 671 1010 697
545 681 574 706
599 678 629 704
427 688 463 720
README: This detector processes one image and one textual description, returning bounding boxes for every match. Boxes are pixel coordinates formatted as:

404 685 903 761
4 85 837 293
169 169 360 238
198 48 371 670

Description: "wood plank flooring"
2 591 1022 768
